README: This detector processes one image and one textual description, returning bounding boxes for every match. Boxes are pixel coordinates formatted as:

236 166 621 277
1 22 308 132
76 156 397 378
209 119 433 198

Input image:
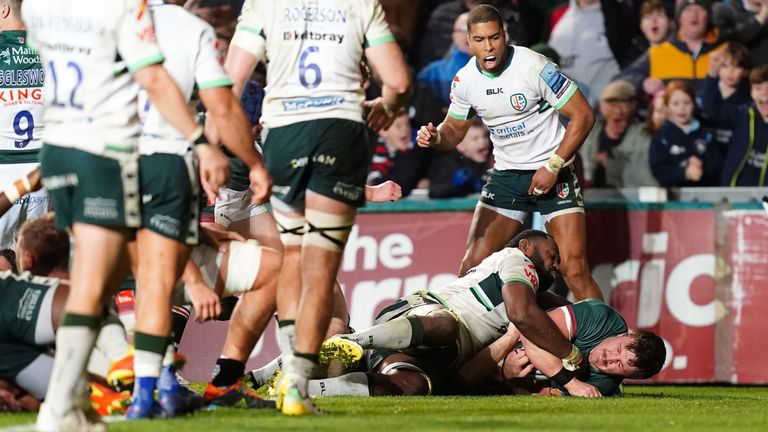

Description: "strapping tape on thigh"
303 209 355 252
272 211 305 246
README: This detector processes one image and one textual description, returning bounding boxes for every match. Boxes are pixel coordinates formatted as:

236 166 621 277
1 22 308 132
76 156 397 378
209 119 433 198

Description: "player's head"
508 229 559 286
466 4 507 74
0 0 22 26
16 213 70 276
0 249 16 273
589 330 666 379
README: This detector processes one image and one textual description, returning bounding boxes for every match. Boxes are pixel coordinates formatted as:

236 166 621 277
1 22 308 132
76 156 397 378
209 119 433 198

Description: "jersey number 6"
299 46 322 89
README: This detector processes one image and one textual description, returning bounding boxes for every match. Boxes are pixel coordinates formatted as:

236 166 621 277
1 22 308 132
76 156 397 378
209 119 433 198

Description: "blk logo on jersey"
556 182 569 199
486 88 503 95
509 93 527 111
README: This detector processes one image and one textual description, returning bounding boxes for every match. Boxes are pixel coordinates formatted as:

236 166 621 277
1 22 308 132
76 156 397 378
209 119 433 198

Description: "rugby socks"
277 319 296 355
45 313 100 416
211 357 245 387
345 316 424 349
250 355 283 386
285 353 318 397
133 332 169 395
170 305 191 352
94 314 130 361
308 372 370 397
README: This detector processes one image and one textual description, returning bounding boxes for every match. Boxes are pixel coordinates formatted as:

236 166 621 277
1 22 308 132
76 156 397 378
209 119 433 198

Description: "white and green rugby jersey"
435 247 541 349
22 0 165 158
448 46 579 171
231 0 395 128
0 31 44 164
138 1 232 156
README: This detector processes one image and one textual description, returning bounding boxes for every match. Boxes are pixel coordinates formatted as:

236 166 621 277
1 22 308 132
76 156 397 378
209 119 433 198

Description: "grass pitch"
1 386 766 431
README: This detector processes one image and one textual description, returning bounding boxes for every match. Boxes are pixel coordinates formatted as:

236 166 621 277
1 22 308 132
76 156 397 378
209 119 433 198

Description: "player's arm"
364 42 412 131
502 282 582 370
416 114 473 152
519 336 601 398
0 168 41 218
455 326 522 392
225 0 267 98
365 181 402 203
181 259 221 322
199 86 272 203
224 45 260 99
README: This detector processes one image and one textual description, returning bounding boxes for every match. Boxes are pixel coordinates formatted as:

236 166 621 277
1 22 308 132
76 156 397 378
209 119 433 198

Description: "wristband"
188 125 205 144
561 344 582 371
550 367 575 386
3 176 32 203
434 130 442 146
193 143 211 153
544 154 565 176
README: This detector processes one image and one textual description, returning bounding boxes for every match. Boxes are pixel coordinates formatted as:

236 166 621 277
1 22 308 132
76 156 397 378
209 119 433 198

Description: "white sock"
347 316 418 349
308 372 370 397
45 324 98 415
285 355 316 398
134 349 163 378
162 343 175 367
250 355 283 386
94 322 129 362
277 322 295 355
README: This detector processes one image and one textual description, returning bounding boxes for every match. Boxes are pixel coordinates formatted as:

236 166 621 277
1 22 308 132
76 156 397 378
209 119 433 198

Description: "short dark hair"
0 249 17 273
640 0 671 18
626 330 666 379
466 4 504 33
507 229 553 248
723 42 752 70
749 64 768 85
18 213 69 275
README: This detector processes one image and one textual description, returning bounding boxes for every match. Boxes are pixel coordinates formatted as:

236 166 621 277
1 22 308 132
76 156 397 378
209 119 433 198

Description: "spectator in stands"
701 63 768 187
417 13 472 109
368 112 432 196
650 80 720 186
712 0 768 66
549 0 620 106
646 90 668 133
617 0 724 99
639 1 674 48
580 80 659 188
428 121 491 198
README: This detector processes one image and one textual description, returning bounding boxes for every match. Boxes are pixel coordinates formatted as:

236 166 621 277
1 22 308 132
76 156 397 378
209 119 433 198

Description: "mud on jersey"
448 46 578 171
138 1 233 156
0 30 44 163
231 0 395 128
22 0 165 158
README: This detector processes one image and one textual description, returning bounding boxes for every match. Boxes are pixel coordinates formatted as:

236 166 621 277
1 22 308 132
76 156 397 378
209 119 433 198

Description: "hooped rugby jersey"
435 247 541 346
138 1 233 156
0 31 44 164
22 0 164 158
448 46 579 171
231 0 395 128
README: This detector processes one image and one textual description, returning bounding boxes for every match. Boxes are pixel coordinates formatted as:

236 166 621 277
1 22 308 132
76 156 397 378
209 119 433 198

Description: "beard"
529 250 558 290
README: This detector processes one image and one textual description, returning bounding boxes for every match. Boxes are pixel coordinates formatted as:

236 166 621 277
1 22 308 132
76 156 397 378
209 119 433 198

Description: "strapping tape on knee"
303 209 355 252
273 212 306 247
224 240 262 295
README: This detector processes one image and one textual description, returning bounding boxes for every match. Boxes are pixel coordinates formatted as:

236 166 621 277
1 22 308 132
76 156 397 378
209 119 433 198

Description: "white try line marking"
0 415 126 432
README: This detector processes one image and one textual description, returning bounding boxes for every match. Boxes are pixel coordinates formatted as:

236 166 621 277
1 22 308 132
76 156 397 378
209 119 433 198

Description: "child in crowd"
649 80 720 186
645 91 668 134
712 42 753 107
639 0 673 47
368 112 431 196
701 63 768 186
428 121 491 198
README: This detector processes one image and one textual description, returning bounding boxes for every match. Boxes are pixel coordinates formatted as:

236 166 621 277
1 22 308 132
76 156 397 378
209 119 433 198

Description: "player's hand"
0 388 20 412
563 379 602 398
528 166 557 196
366 181 402 203
249 163 272 204
502 348 534 379
363 97 399 132
186 279 222 322
196 145 230 200
200 222 246 250
417 122 439 148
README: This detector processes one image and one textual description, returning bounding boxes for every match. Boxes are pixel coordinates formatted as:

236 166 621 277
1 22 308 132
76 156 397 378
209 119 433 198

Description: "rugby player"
0 0 47 251
416 5 602 302
125 0 271 418
321 229 597 396
224 0 410 414
21 0 228 429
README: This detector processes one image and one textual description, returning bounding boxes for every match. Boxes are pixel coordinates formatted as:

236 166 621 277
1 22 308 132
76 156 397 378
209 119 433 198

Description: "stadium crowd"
1 0 761 428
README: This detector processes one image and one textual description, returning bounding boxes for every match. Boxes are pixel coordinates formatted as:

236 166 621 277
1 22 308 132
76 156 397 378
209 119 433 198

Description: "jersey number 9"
13 110 34 149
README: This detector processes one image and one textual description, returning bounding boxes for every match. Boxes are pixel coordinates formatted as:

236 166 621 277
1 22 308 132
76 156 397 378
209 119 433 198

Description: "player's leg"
270 209 304 355
537 165 603 301
545 213 603 301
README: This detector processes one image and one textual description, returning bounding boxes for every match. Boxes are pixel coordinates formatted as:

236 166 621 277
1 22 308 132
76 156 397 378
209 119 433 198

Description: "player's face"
526 238 560 287
589 334 639 377
468 21 507 74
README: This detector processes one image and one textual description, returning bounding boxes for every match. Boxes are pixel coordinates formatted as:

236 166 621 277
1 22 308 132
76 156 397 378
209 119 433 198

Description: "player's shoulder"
0 271 61 288
151 3 210 31
510 45 549 71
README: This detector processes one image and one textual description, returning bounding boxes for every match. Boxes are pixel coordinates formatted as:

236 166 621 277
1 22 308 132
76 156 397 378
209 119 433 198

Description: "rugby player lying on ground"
313 230 665 397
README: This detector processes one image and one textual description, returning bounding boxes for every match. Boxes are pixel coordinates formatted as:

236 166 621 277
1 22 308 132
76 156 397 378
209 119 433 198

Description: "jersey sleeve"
230 0 267 61
119 0 165 73
533 55 578 111
498 252 540 292
363 0 395 48
194 24 233 90
447 72 474 121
